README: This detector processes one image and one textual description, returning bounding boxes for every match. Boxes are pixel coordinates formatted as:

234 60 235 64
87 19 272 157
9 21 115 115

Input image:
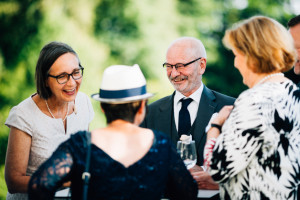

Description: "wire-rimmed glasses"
163 57 202 71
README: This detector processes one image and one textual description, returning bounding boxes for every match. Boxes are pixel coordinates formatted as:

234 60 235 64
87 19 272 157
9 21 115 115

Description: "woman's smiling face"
47 52 82 103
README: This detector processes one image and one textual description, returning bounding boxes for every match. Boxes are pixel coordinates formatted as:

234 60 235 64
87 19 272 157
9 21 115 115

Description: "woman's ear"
138 100 146 114
100 103 105 114
134 100 146 126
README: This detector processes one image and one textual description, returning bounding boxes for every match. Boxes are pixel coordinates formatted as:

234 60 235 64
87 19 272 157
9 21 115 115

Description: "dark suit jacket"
284 68 300 87
141 85 235 165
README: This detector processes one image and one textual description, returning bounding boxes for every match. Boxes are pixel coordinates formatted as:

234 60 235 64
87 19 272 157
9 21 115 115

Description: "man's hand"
188 164 204 173
192 171 219 190
62 181 71 188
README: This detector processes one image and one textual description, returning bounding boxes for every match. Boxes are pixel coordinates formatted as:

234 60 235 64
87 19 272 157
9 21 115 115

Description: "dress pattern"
204 80 300 200
28 130 198 200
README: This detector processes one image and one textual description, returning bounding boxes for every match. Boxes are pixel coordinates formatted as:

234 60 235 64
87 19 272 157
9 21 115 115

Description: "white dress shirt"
173 82 204 132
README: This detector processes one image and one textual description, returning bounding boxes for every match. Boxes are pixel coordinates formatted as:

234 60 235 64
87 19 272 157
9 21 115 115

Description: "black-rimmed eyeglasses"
48 67 84 84
163 57 202 70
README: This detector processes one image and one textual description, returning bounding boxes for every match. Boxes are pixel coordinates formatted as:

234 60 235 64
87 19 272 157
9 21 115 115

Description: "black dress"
28 130 198 200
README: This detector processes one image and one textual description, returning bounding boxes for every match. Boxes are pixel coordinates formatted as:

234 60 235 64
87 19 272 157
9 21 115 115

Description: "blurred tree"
0 0 43 142
0 0 43 169
0 0 42 68
93 0 155 78
94 0 139 61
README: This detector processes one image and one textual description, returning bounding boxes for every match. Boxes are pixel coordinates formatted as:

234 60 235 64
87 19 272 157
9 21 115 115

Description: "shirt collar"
174 82 204 105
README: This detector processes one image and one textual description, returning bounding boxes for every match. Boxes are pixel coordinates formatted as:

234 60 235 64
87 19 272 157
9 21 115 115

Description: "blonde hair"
223 16 296 73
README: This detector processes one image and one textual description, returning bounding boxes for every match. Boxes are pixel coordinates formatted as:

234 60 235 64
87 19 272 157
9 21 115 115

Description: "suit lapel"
193 86 217 153
157 92 177 143
154 87 218 152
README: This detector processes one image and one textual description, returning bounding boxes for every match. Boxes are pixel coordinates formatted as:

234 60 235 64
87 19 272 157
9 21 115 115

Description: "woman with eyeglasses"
4 41 94 200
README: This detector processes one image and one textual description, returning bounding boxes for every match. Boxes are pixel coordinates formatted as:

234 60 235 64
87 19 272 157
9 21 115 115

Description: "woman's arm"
5 127 32 193
28 140 74 200
207 106 234 140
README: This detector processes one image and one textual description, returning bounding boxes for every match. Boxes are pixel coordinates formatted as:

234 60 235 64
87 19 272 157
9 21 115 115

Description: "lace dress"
28 130 198 200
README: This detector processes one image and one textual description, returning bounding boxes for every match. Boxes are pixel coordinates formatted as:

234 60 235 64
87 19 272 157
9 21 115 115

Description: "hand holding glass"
177 140 197 169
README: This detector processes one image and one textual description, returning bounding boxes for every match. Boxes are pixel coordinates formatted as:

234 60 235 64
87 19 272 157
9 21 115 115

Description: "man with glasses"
141 37 235 190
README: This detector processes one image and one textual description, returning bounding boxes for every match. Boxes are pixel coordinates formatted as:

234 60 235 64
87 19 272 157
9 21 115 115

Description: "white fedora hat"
91 64 154 104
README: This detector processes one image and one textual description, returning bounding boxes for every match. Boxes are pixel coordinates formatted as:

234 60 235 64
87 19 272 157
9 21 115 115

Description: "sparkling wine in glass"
177 140 197 169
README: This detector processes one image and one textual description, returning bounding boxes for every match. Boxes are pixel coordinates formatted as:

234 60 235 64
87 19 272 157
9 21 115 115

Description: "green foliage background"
0 0 297 198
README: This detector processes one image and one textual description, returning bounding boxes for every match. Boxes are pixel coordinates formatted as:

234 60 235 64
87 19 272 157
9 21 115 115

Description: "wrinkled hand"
212 105 234 126
192 171 219 190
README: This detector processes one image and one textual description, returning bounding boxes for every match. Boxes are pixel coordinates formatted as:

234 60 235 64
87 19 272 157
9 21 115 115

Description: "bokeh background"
0 0 299 198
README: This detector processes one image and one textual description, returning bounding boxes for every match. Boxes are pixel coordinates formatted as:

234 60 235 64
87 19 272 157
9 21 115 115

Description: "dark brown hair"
101 101 143 124
288 15 300 28
35 41 80 99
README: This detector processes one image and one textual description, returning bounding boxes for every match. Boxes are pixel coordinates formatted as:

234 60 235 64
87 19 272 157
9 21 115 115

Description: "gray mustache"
170 75 188 81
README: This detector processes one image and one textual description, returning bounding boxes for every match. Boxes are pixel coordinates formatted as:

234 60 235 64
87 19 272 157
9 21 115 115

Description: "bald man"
141 37 235 190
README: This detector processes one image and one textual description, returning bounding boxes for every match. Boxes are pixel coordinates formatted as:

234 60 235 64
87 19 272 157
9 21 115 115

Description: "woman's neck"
46 96 68 112
250 72 284 88
108 120 132 128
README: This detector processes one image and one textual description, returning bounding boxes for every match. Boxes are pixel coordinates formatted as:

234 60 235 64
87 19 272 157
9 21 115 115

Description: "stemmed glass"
177 140 197 169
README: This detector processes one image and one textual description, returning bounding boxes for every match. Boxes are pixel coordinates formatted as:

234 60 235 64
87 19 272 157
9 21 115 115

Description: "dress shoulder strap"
82 131 91 200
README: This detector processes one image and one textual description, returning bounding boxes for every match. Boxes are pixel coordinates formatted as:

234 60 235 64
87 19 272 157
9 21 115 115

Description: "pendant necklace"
45 100 69 122
255 72 284 86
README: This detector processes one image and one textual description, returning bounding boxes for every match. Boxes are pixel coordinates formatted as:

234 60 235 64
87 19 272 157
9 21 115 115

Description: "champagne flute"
177 140 197 169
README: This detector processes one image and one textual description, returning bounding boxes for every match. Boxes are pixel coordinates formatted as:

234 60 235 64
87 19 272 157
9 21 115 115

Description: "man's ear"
199 58 207 75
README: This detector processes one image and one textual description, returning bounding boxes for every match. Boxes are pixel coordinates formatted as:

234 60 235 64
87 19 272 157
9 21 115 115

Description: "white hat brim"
91 93 154 104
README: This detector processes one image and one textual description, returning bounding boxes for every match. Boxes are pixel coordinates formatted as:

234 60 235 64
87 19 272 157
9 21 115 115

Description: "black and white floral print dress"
204 80 300 200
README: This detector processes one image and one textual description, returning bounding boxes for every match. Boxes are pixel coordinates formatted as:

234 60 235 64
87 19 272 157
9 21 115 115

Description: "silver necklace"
255 72 284 86
45 100 69 122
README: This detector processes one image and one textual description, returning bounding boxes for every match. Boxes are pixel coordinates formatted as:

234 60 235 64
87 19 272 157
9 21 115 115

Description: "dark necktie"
178 98 193 137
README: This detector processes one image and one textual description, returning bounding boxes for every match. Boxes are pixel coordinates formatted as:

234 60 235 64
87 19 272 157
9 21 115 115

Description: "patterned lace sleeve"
164 143 198 200
28 140 74 200
208 92 265 183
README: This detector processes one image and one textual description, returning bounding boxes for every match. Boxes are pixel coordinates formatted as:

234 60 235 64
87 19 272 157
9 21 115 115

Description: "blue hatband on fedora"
91 64 153 103
100 85 147 99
